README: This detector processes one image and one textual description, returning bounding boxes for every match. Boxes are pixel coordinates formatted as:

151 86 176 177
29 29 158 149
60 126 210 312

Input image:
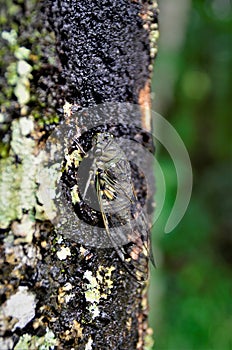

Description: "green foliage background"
150 1 232 349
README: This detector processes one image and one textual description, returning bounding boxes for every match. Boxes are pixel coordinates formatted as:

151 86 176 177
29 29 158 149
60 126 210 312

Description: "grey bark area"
0 1 159 349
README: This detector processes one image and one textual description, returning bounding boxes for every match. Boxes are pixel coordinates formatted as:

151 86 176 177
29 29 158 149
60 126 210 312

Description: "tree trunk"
0 1 159 349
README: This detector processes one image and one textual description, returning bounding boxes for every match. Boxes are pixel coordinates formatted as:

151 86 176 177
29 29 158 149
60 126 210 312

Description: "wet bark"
0 1 158 349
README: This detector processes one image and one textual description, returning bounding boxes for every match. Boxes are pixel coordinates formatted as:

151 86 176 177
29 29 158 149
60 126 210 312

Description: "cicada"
66 131 154 281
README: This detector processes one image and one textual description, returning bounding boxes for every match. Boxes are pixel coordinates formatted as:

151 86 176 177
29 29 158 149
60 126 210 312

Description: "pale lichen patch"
19 116 34 136
80 246 88 256
83 266 115 320
36 162 60 221
57 283 73 304
14 328 57 350
11 214 35 244
2 30 33 106
56 246 71 260
85 336 93 350
0 337 14 350
88 303 100 319
1 29 17 46
70 184 80 205
69 149 83 167
14 46 31 60
0 286 36 331
144 328 154 350
84 271 101 303
0 115 61 228
4 242 41 270
96 266 115 299
63 101 73 118
35 138 64 222
0 119 37 228
83 271 101 319
140 1 159 63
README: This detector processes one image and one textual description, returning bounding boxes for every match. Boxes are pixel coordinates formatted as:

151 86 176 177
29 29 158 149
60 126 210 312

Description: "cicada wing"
131 201 156 268
96 174 150 282
95 174 127 261
110 176 155 270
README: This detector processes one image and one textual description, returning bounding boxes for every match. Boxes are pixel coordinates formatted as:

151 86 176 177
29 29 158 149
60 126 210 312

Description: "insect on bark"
65 131 154 282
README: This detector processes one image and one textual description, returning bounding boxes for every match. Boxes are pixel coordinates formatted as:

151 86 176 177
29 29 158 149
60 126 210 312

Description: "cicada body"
62 129 154 282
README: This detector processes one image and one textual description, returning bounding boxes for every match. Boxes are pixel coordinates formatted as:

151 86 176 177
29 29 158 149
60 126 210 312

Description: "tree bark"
0 1 158 349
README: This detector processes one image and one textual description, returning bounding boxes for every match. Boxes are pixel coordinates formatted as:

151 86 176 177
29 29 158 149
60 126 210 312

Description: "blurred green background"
149 0 232 349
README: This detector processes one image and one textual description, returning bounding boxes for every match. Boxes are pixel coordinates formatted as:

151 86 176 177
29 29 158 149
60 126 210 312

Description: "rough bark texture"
0 1 158 349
